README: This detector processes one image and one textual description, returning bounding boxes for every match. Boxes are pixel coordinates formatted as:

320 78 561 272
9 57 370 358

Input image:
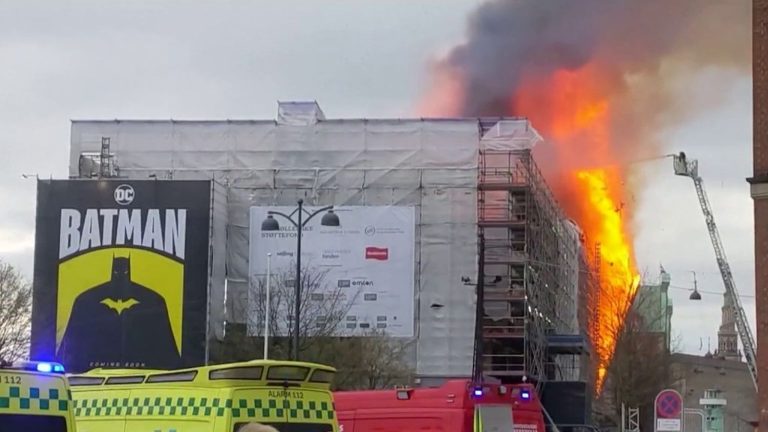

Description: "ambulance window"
69 376 105 386
106 375 145 384
267 366 309 381
210 366 263 380
0 414 67 430
146 371 197 383
309 370 335 383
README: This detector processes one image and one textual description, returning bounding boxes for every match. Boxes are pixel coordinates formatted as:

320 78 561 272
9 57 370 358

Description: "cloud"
0 0 476 276
0 228 34 255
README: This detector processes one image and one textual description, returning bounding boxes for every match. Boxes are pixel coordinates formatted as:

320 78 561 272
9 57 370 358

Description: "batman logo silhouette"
58 255 182 371
100 298 140 315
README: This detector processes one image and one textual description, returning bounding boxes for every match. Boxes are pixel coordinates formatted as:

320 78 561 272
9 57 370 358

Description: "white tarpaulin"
67 108 542 378
248 206 415 337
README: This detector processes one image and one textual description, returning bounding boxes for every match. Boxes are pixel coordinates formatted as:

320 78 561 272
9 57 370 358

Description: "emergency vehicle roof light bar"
520 389 531 401
11 361 66 374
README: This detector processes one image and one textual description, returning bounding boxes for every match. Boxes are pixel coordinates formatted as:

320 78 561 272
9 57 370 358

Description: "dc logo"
114 184 135 205
364 226 376 236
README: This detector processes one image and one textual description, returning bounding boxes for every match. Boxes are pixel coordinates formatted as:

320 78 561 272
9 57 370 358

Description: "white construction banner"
248 206 415 337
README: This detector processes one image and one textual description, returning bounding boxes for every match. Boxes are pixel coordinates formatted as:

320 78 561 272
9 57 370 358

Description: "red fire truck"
333 380 545 432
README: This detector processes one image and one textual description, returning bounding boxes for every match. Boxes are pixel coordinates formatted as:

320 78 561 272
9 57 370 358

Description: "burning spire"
419 0 749 390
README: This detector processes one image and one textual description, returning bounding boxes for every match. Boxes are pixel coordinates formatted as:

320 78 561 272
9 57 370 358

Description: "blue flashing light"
520 389 531 401
17 361 65 374
472 387 483 397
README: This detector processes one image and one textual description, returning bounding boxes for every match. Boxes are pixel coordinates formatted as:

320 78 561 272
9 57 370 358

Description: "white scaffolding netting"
70 116 484 377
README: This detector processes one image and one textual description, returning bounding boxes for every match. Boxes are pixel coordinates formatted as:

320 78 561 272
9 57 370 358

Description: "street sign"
654 389 683 432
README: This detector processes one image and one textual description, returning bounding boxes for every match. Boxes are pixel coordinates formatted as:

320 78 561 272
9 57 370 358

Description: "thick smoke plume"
419 0 750 389
421 0 750 167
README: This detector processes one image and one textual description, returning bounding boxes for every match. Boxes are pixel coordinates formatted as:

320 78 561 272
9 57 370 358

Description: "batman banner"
30 180 211 372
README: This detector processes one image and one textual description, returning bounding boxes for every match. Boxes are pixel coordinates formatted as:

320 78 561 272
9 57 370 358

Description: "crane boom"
672 152 758 390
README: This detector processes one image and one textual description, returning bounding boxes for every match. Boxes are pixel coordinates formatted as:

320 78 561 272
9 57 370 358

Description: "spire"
716 291 741 361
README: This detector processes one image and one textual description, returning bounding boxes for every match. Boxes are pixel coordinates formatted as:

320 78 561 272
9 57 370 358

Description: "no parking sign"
654 389 683 432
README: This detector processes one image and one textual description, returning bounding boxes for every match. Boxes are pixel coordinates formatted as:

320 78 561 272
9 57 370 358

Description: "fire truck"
333 380 544 432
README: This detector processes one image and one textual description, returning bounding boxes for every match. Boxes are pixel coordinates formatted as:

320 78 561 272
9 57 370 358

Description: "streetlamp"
260 199 340 360
690 271 702 301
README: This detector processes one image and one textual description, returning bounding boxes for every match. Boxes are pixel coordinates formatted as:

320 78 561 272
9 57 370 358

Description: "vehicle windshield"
234 422 333 432
0 413 67 431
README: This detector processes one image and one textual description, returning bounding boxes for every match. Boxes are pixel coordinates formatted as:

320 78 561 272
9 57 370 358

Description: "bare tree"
246 263 359 358
597 275 675 430
0 260 31 362
211 264 414 390
330 330 414 390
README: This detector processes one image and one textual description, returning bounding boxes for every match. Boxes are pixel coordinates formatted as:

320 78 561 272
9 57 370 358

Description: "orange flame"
417 60 640 391
576 168 640 390
514 65 640 390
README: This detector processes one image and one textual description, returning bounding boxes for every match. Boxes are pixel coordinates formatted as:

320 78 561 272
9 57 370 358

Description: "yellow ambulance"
68 359 338 432
0 360 76 431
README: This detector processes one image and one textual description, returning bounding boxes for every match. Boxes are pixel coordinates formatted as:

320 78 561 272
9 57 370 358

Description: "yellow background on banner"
56 247 184 354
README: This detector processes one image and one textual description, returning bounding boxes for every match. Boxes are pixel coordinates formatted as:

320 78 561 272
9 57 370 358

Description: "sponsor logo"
260 225 313 238
114 184 135 205
377 316 387 321
352 280 374 287
364 293 378 301
365 247 389 261
276 251 294 257
375 227 405 235
337 280 351 288
364 225 405 236
321 248 350 260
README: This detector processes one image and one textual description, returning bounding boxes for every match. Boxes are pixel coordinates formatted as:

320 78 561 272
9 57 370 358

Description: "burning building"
418 0 749 393
67 102 595 390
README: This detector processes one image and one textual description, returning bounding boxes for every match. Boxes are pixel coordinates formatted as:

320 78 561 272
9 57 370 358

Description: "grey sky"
0 0 753 355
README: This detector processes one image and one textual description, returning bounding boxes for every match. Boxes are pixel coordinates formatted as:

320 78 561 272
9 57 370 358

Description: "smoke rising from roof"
420 0 751 215
421 0 750 151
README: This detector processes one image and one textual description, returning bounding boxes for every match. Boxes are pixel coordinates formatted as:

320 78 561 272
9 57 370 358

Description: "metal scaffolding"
477 147 595 388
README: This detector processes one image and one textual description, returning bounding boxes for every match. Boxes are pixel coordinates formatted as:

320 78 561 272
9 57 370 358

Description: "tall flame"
514 65 640 390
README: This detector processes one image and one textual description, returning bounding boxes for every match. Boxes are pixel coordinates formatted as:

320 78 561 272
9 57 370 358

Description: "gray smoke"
418 0 751 255
431 0 749 121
